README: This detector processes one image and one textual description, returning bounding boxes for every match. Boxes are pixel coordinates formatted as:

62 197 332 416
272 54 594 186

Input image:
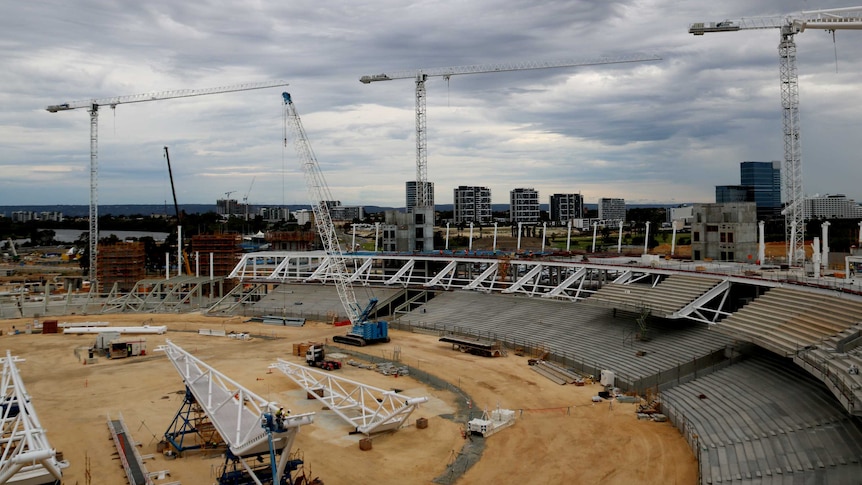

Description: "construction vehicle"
164 146 192 276
689 7 862 264
331 298 389 347
305 344 341 371
282 92 389 347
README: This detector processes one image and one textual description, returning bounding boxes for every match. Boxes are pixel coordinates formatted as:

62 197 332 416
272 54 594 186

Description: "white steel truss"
270 360 428 435
0 351 65 484
158 340 313 483
228 252 777 324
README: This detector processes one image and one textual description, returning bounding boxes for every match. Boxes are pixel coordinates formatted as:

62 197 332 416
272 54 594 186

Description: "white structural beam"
270 360 428 435
0 352 65 484
158 341 313 484
463 262 500 292
225 251 833 324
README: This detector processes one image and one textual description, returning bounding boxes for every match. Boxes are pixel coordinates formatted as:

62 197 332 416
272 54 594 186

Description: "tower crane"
282 92 389 346
46 80 288 290
359 54 662 218
690 6 862 265
243 176 256 221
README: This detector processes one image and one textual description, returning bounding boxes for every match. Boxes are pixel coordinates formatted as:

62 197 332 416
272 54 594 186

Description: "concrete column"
566 220 572 251
493 222 498 252
812 237 821 278
195 251 200 277
591 223 598 253
643 221 650 255
351 225 356 253
165 253 170 280
468 222 474 251
671 221 678 256
517 222 523 251
758 221 765 266
541 223 547 252
858 221 862 246
822 221 831 272
617 220 623 253
210 252 214 280
374 222 380 252
445 222 450 250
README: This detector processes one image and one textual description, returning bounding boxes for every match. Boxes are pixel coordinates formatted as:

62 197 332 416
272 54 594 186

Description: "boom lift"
46 80 288 290
689 7 862 264
282 92 389 346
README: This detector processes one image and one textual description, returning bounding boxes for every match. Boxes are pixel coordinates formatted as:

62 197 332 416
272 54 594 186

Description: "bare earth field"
0 313 696 485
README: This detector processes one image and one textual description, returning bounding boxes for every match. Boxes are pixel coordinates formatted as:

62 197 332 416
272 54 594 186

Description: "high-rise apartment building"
549 193 584 223
405 181 435 211
598 198 625 222
510 188 540 223
453 186 492 224
805 194 862 219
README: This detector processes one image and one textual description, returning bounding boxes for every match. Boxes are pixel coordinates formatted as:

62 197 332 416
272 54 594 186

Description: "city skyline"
2 1 861 208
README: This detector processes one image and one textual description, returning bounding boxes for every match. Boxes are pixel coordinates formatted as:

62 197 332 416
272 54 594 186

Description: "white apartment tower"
598 198 626 222
453 186 492 224
510 188 540 223
549 193 584 223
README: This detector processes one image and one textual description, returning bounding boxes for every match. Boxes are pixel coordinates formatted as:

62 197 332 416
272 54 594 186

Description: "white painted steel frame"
0 352 64 484
271 360 428 435
159 341 313 484
229 252 750 324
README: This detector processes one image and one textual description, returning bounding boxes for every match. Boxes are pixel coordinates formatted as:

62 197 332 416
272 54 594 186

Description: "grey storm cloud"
1 0 861 207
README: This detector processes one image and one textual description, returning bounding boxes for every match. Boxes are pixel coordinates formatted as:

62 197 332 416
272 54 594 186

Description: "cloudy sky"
2 1 861 209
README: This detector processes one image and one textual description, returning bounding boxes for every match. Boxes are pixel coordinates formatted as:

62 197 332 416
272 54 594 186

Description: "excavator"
282 92 389 347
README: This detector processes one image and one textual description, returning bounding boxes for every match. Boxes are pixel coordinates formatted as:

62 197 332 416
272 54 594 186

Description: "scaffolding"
96 242 146 293
190 234 241 283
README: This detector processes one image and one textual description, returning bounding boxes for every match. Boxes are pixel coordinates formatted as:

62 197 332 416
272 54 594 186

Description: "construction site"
4 7 862 483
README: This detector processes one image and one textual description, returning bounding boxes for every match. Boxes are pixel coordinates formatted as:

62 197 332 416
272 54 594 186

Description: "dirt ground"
0 313 697 485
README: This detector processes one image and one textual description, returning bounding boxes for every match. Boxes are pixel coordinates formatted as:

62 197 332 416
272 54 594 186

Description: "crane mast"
361 54 661 251
46 80 288 290
690 6 862 265
282 92 361 324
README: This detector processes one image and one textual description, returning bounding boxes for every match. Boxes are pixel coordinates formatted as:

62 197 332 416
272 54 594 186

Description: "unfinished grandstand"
224 251 862 484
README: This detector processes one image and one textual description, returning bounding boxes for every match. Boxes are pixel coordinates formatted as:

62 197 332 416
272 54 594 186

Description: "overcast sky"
2 1 861 209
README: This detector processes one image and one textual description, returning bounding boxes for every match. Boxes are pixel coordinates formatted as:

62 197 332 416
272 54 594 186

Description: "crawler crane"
282 92 389 346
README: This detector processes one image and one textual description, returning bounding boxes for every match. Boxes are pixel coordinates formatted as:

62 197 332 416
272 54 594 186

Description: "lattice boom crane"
46 80 289 289
359 54 662 210
690 6 862 265
282 93 389 346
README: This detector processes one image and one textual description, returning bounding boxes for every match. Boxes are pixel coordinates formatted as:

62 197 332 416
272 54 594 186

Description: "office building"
741 161 781 220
